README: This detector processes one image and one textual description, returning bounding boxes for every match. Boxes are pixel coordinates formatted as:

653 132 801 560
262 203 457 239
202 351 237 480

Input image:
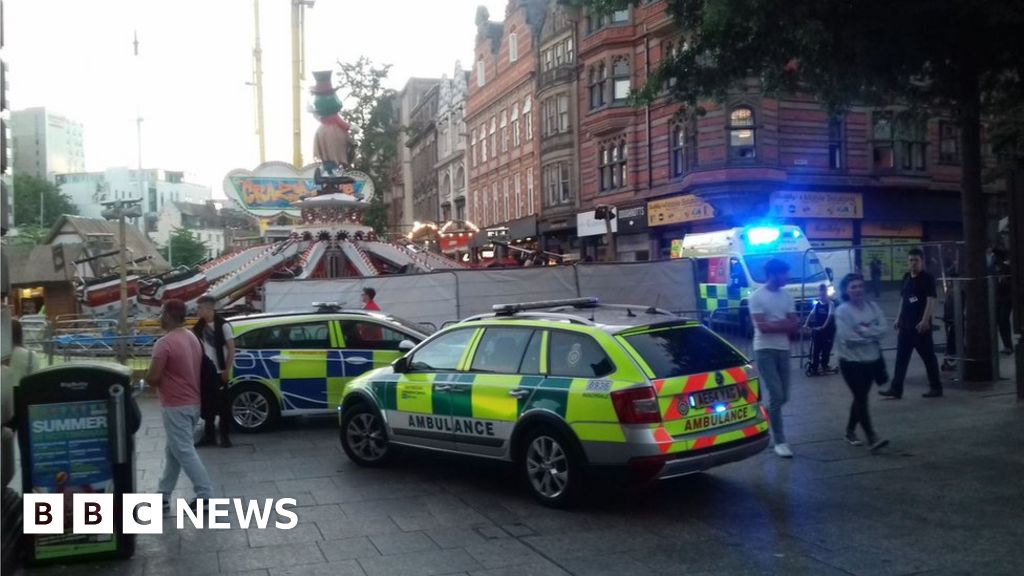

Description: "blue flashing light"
746 226 781 245
791 229 801 238
714 404 727 413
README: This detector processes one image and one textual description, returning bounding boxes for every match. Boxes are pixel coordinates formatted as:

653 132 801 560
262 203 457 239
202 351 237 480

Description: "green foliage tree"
13 174 78 227
159 227 209 267
9 224 48 247
336 57 401 236
580 0 1024 381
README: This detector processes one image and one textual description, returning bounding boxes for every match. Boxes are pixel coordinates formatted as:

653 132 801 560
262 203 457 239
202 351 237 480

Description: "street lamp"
101 198 142 363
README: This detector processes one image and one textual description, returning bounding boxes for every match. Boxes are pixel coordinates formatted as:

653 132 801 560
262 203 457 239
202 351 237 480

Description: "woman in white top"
834 274 890 452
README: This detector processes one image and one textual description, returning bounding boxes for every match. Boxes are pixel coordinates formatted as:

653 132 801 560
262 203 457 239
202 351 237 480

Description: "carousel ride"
73 70 464 320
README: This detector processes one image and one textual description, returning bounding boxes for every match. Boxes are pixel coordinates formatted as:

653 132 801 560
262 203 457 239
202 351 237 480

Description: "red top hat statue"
311 70 351 172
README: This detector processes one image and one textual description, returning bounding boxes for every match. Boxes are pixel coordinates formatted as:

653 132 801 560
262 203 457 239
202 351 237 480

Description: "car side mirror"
393 356 410 373
398 339 415 351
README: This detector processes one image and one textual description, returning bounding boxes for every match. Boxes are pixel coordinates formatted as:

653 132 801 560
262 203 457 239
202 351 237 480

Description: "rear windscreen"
622 326 748 379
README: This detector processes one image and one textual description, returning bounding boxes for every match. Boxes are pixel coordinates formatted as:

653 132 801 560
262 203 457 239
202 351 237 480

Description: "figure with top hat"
311 70 352 184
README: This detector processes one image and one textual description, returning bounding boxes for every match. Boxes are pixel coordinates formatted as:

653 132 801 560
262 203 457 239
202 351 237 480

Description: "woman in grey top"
835 274 890 452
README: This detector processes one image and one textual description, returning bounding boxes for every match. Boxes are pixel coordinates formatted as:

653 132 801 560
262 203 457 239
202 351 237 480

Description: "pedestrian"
193 295 235 448
361 287 381 311
834 273 890 452
869 257 883 298
803 283 836 375
749 258 799 458
880 248 943 399
991 248 1014 355
146 299 214 511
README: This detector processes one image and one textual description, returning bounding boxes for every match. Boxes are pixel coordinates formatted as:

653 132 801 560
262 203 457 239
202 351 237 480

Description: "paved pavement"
15 353 1024 576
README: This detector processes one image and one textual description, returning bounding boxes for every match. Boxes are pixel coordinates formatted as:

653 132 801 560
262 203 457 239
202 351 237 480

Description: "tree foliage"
13 174 78 227
335 56 401 236
159 227 209 267
579 0 1023 381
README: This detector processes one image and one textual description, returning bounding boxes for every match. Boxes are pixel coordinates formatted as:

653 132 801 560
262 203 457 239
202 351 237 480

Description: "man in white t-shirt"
748 258 798 458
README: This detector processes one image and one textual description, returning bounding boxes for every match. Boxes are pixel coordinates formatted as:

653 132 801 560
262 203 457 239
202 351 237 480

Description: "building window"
509 33 519 62
728 106 756 160
524 97 533 140
471 129 478 166
474 190 480 223
491 183 499 225
610 9 629 23
479 125 488 162
514 173 522 219
599 139 628 192
544 162 572 207
511 104 521 147
670 123 686 178
456 197 466 221
500 110 509 153
828 116 843 169
503 178 510 222
542 37 574 71
543 48 555 72
612 57 631 102
872 111 895 169
589 64 607 110
898 118 927 172
542 96 569 137
587 8 629 33
526 167 535 214
477 57 486 87
939 121 960 164
489 116 497 156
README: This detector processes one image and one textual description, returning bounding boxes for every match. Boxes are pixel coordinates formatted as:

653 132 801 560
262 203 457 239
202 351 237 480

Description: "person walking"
880 248 943 399
146 299 214 510
749 258 799 458
991 248 1014 355
361 287 381 311
803 283 836 375
193 295 235 448
834 274 890 452
869 257 883 298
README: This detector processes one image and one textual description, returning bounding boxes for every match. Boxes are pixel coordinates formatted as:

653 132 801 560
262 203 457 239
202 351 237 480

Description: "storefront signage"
769 191 863 219
577 211 618 237
804 219 854 240
861 221 923 238
440 235 471 252
647 195 715 227
616 205 649 233
485 227 509 240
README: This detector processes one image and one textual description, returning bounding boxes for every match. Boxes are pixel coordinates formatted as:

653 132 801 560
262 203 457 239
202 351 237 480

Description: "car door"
385 327 478 452
330 318 421 408
268 320 333 414
455 326 543 457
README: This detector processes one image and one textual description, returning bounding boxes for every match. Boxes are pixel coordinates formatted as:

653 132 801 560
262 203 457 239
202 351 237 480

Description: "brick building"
572 1 995 263
408 83 440 224
466 1 545 249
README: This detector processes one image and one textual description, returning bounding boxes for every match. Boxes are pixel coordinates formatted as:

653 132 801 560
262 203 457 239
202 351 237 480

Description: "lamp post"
101 198 142 364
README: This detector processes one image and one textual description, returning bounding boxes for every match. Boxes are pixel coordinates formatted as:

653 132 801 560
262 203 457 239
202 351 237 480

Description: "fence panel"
575 259 698 312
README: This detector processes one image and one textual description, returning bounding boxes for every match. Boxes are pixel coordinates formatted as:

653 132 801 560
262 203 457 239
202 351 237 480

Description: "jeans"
811 327 835 370
755 349 791 445
159 405 214 500
839 360 877 441
891 328 942 394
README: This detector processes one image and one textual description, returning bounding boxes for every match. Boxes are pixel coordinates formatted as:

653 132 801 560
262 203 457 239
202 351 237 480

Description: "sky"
5 0 508 196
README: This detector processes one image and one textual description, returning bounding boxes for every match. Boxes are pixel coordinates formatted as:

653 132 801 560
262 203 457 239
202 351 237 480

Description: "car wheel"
229 383 280 433
519 424 582 508
340 403 392 467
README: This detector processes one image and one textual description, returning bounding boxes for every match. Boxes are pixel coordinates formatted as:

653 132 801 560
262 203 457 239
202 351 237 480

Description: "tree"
336 57 401 236
9 224 48 247
581 0 1024 381
159 227 209 267
13 174 78 227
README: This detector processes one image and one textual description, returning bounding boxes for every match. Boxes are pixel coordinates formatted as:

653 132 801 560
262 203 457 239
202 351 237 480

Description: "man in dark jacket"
193 295 235 447
880 248 943 399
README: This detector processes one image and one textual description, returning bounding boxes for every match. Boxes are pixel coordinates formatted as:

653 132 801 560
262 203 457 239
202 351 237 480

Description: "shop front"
576 209 617 261
539 214 578 257
615 203 651 261
646 194 717 259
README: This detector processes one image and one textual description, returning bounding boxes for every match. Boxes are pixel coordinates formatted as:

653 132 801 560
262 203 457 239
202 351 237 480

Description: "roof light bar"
312 302 345 312
492 297 600 316
746 226 781 245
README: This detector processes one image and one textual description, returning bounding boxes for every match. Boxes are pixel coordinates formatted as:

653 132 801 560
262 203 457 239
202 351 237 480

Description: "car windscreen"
744 251 826 284
621 325 748 379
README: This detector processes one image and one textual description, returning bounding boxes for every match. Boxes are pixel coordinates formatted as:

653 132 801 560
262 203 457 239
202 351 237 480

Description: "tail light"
610 387 662 424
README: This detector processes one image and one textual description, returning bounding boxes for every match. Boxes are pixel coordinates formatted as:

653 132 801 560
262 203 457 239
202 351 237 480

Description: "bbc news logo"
24 494 299 534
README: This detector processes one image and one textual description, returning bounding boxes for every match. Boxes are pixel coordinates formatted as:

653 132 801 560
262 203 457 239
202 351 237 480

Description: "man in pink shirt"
146 299 213 509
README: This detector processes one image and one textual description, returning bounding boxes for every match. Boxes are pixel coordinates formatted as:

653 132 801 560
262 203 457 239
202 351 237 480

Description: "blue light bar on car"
746 226 781 245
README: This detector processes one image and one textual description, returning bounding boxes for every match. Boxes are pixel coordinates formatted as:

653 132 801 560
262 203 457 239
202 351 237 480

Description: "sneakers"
773 443 793 458
845 432 864 446
869 438 890 453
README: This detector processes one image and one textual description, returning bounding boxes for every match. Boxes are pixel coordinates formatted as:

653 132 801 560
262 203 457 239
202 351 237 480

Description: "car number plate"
687 385 740 408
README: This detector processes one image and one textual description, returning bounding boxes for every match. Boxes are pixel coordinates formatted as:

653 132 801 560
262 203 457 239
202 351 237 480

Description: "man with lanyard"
880 248 943 399
193 295 236 447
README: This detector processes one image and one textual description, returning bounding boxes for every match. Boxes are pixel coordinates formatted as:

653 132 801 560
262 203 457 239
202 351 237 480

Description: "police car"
338 298 769 507
226 304 430 432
